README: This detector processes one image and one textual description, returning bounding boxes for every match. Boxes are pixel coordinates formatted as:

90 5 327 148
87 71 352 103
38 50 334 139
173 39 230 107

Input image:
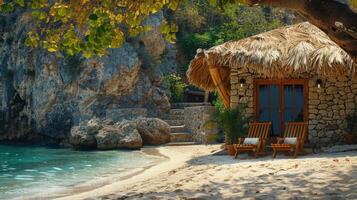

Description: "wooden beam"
208 65 230 108
204 91 209 103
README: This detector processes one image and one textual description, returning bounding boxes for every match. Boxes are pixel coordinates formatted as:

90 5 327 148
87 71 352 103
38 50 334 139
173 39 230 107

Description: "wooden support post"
204 91 209 103
208 64 230 109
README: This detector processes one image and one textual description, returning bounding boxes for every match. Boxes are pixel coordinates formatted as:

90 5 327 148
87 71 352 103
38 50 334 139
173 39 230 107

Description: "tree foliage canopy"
175 1 284 74
0 0 356 60
0 0 184 58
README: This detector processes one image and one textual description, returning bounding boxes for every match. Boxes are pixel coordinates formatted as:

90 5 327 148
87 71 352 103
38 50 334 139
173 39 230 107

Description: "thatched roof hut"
187 22 356 93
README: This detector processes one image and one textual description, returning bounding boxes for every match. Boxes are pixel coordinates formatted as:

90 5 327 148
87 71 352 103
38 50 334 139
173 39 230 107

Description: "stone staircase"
171 102 211 109
165 108 193 145
164 102 212 145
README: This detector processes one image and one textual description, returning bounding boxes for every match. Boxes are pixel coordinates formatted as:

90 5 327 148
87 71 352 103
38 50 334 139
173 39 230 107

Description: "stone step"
167 114 185 120
165 119 185 126
171 102 211 109
170 125 186 133
166 142 197 146
170 132 192 142
169 109 185 115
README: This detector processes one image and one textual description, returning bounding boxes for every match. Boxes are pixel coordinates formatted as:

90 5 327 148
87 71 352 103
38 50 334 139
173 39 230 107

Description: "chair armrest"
276 137 284 144
238 137 245 144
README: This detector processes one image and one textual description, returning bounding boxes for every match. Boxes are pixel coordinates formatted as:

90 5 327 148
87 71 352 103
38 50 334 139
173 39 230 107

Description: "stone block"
325 95 333 101
317 131 325 137
318 104 328 109
231 96 239 103
310 100 320 105
309 120 318 125
346 102 355 110
326 87 336 94
308 124 316 130
347 93 355 99
309 93 318 100
337 76 348 82
309 109 318 114
335 82 345 88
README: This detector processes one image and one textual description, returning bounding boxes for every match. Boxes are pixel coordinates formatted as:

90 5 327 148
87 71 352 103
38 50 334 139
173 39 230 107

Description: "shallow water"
0 145 161 199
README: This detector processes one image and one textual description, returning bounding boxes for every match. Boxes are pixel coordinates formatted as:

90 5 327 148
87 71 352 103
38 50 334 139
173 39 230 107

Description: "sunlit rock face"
0 11 173 144
69 117 171 150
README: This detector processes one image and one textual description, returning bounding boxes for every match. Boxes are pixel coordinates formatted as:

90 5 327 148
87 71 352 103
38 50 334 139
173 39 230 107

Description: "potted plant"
345 106 357 144
207 99 251 155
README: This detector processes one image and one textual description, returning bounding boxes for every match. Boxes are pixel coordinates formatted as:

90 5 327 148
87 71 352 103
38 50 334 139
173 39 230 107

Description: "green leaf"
1 3 14 13
57 6 69 17
15 0 25 7
89 14 98 21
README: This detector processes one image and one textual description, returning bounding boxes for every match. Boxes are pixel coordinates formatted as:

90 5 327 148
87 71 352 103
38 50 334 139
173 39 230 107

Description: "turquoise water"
0 145 161 199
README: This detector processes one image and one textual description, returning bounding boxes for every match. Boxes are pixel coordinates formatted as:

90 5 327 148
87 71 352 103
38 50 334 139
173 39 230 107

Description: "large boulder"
69 126 97 149
95 121 143 150
69 118 102 149
135 118 170 145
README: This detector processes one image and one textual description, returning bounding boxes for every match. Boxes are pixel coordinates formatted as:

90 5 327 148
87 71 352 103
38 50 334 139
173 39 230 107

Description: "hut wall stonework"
184 106 218 143
231 67 357 148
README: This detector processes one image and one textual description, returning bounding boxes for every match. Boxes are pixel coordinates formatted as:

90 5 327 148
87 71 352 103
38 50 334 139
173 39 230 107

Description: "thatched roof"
187 22 356 91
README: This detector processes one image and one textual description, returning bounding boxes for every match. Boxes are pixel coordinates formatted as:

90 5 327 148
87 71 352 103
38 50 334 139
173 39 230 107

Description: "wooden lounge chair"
234 122 271 159
271 122 308 159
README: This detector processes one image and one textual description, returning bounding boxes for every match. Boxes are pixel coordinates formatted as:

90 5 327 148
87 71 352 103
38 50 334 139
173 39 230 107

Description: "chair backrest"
284 122 308 140
247 122 272 138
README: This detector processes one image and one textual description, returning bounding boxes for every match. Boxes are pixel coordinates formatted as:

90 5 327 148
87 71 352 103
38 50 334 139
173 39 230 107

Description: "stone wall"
184 106 218 143
230 67 357 148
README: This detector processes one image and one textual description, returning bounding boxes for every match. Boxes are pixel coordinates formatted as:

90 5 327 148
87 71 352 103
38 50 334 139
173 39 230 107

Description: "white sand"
57 144 357 200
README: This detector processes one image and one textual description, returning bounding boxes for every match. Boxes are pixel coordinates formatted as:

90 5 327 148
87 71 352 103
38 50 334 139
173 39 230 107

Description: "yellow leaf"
83 51 93 58
47 47 58 52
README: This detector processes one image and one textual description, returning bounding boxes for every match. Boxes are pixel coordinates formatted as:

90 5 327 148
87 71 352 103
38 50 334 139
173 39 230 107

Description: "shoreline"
18 147 168 200
16 144 357 199
54 145 199 200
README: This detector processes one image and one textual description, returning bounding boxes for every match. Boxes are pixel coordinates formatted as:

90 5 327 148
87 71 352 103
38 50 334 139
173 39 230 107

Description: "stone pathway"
164 108 193 143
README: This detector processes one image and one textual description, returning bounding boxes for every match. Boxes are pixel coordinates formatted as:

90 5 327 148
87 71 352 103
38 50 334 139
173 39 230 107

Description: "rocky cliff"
0 10 175 145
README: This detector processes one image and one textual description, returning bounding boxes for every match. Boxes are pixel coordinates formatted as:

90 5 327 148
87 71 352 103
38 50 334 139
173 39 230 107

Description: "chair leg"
234 150 239 159
272 149 277 159
293 143 300 158
254 149 259 158
293 147 299 158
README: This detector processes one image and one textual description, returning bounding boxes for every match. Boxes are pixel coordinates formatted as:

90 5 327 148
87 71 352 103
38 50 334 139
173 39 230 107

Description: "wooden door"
254 79 308 136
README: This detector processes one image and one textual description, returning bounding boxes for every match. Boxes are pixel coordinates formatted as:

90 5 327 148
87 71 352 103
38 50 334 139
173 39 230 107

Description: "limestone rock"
69 126 97 149
101 45 141 96
69 118 102 149
135 118 170 145
95 121 143 150
0 11 171 144
137 12 166 59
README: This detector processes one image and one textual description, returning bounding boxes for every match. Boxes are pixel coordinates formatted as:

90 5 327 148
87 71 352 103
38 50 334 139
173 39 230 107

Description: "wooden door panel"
254 79 308 136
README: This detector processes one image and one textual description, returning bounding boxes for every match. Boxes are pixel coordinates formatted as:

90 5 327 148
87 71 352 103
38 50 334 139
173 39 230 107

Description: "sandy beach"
53 144 357 200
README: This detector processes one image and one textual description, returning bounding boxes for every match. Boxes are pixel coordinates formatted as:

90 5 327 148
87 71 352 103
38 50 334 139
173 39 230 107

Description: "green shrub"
164 74 187 103
207 99 251 144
